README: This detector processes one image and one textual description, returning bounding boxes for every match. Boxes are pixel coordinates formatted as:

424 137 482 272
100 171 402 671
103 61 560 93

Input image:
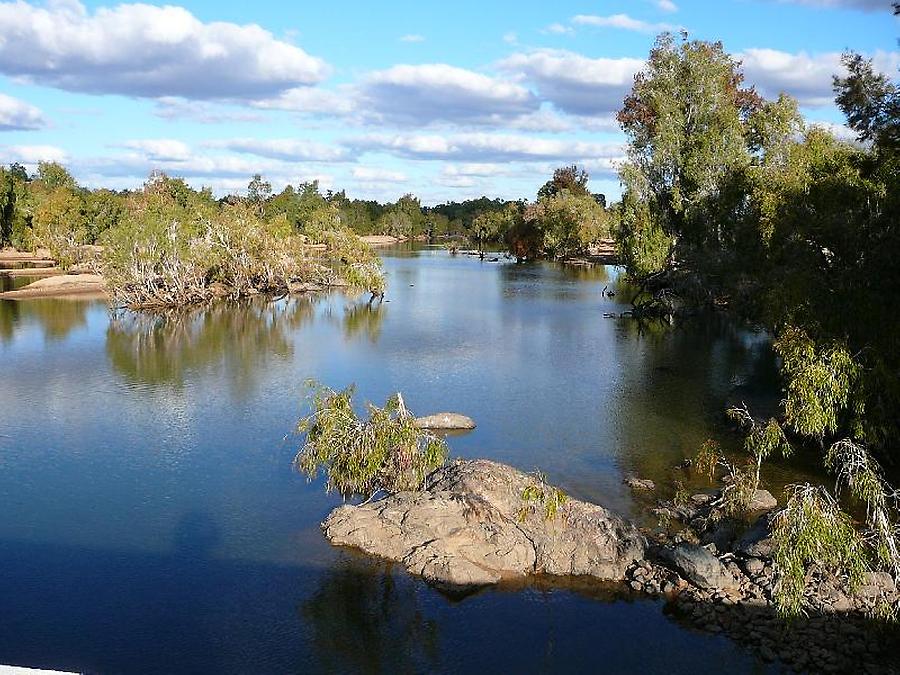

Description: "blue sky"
0 0 897 204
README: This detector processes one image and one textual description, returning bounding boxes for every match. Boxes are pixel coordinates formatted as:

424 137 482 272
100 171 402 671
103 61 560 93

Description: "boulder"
659 542 740 590
414 413 476 430
734 513 776 558
323 459 645 589
748 489 778 512
624 476 656 491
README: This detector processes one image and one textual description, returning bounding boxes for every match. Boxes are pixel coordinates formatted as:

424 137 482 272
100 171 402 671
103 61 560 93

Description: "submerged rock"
624 476 656 491
322 459 645 590
413 413 476 430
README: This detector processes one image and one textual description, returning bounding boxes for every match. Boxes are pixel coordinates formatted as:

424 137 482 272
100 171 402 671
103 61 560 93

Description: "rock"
322 459 645 589
659 542 740 591
742 557 765 577
734 513 776 558
748 489 778 512
624 476 656 491
413 413 476 430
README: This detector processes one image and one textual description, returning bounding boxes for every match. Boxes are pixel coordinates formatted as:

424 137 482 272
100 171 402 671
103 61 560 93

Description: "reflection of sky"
0 248 799 673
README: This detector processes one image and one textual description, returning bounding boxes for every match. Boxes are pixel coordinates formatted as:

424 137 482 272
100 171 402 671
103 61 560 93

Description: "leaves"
294 384 448 499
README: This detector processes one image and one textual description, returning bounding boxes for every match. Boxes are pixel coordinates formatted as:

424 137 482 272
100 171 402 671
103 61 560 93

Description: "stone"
624 476 656 491
748 489 778 512
659 542 741 591
742 557 765 577
413 413 476 430
734 513 775 558
322 459 645 589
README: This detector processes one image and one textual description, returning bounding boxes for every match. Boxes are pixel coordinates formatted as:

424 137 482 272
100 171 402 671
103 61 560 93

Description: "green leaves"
518 471 569 522
775 326 858 440
294 383 449 500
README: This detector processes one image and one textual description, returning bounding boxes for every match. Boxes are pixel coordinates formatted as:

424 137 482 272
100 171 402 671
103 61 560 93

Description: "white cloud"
543 23 574 35
738 48 900 107
809 121 859 142
503 32 518 45
120 139 192 161
656 0 679 12
1 144 68 165
209 138 349 162
352 166 407 183
0 0 329 99
498 49 643 116
251 86 356 115
441 163 510 178
400 34 425 43
359 63 539 125
153 98 264 124
572 13 678 34
347 132 624 163
0 93 46 130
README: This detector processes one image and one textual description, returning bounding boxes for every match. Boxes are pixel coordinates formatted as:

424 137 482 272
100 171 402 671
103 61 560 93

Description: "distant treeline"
1 163 612 262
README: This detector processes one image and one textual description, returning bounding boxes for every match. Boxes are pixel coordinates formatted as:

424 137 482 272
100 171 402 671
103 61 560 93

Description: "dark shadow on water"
0 534 787 675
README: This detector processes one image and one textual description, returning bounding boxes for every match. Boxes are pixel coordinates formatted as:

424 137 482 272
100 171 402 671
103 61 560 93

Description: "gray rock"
734 513 776 558
748 489 778 512
323 459 645 589
660 542 740 590
624 476 656 491
413 413 476 430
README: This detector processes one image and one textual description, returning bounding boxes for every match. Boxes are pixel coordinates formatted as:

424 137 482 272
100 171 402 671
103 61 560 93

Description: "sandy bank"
360 235 403 247
0 274 107 300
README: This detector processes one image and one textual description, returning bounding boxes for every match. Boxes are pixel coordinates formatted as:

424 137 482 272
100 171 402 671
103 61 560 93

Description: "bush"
294 384 448 499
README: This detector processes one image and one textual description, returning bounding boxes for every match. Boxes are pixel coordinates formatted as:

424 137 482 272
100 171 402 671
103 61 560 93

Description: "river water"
0 247 818 673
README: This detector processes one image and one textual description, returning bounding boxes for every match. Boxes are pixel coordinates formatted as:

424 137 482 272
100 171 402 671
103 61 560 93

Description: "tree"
35 161 76 191
537 165 590 200
247 173 272 215
833 52 900 153
617 33 762 271
524 190 610 259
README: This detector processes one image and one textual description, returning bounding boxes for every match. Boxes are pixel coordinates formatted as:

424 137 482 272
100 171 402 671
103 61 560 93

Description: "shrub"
294 384 448 499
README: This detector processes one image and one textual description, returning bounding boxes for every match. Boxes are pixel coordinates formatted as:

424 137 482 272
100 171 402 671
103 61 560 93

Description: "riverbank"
0 274 107 300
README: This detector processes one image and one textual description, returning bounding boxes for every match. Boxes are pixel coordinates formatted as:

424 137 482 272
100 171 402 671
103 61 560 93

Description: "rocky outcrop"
323 459 645 589
413 413 476 431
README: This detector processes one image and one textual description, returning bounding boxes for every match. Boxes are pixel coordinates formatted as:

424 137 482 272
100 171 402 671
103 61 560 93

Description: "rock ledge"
323 459 645 589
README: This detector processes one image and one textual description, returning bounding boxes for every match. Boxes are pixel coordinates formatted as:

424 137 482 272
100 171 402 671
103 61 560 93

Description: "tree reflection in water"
0 297 90 343
106 297 315 389
301 554 439 674
341 298 387 343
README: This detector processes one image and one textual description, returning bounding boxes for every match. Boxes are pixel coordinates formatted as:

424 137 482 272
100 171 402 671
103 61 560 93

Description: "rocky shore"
322 458 900 673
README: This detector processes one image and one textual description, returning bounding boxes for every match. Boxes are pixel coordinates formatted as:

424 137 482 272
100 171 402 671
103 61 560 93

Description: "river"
0 246 820 673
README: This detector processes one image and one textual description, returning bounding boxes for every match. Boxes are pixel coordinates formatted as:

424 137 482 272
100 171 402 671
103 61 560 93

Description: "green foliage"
518 471 569 521
101 173 383 307
294 383 448 499
537 165 590 200
834 52 900 152
774 327 858 440
617 32 759 270
694 439 723 482
29 185 87 266
772 484 870 618
826 439 900 577
524 190 610 259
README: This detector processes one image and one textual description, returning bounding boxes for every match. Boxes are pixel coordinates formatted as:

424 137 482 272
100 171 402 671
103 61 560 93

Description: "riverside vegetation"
611 32 900 623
